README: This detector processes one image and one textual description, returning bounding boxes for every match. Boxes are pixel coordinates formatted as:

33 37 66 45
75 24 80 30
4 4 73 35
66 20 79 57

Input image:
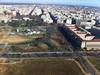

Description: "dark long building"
61 24 100 50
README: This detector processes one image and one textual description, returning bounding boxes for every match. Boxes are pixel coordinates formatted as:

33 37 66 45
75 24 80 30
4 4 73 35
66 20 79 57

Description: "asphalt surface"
0 50 100 59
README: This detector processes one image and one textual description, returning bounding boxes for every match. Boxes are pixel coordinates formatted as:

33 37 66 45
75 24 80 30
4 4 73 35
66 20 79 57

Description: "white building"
32 7 42 16
65 18 72 24
41 13 53 23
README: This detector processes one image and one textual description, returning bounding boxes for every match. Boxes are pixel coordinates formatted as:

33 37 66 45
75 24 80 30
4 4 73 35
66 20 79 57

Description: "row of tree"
9 20 37 29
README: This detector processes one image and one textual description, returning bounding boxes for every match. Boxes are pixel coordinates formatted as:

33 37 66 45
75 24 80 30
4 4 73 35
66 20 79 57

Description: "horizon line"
0 2 99 8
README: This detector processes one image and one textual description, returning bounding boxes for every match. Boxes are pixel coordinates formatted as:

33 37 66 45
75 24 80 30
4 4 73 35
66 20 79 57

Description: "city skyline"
0 0 100 7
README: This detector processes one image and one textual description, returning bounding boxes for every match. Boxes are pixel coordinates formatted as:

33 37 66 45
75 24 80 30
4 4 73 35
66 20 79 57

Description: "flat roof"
65 24 100 41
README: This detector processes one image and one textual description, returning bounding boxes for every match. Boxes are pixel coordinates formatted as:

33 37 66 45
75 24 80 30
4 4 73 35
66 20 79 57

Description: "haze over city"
0 0 100 7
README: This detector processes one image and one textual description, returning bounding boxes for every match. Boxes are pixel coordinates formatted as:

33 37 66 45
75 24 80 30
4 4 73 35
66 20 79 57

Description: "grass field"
0 28 30 44
0 26 43 45
88 56 100 71
0 34 29 44
4 58 84 75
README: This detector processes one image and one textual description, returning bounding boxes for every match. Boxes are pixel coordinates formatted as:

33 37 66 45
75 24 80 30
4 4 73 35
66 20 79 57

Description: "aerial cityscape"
0 0 100 75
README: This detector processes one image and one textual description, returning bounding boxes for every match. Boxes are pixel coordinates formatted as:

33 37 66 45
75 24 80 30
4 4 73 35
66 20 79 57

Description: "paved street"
0 50 100 59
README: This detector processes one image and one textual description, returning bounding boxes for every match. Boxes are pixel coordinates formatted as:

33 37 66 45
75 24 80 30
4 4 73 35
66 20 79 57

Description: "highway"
1 50 99 75
0 50 99 75
0 50 100 59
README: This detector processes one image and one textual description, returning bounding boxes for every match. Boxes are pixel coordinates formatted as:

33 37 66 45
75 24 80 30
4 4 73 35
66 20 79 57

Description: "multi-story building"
63 24 100 50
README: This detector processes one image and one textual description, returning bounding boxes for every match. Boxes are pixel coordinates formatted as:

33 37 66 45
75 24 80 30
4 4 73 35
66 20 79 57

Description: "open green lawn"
5 58 84 75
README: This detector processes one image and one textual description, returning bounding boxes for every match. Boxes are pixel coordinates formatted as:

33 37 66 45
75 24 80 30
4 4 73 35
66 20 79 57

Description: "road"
75 56 100 75
0 50 100 59
0 51 99 75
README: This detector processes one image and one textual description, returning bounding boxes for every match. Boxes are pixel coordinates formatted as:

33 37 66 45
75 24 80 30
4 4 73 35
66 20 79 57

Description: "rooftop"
65 24 96 41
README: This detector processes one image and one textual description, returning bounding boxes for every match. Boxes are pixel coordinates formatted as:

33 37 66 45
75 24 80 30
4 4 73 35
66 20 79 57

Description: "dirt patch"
0 31 30 44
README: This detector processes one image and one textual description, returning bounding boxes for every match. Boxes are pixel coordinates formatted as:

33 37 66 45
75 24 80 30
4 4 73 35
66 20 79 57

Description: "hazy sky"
0 0 100 6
